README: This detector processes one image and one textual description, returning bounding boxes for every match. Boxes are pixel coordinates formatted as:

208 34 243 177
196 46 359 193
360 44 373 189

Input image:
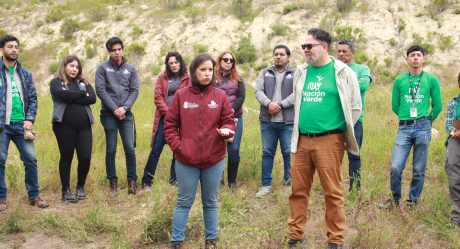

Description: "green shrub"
438 34 453 51
334 25 366 44
5 208 22 233
193 43 208 54
163 0 179 8
34 20 44 28
398 18 406 33
114 12 124 21
232 34 257 64
384 57 393 67
45 6 65 23
151 64 161 76
0 29 7 37
48 61 59 74
85 42 97 59
454 9 460 14
283 3 300 14
60 18 80 40
389 38 397 46
87 3 107 22
271 23 289 37
126 43 146 62
185 7 203 23
232 0 256 21
336 0 355 13
131 26 144 39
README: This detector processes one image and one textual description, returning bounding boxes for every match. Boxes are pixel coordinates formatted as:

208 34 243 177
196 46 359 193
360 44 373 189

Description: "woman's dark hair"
57 55 86 84
215 50 241 84
164 51 187 78
105 37 124 51
189 53 216 85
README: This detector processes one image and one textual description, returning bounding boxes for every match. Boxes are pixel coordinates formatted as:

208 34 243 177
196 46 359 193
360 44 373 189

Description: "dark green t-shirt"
8 66 25 122
391 71 442 121
298 60 346 133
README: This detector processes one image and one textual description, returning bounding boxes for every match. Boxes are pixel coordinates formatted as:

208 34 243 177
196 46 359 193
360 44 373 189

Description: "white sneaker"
255 186 272 198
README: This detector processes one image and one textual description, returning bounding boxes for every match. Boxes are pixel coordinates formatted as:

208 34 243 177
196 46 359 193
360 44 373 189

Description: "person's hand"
117 114 126 120
217 128 235 137
23 120 33 130
451 130 460 138
268 102 281 115
113 107 127 118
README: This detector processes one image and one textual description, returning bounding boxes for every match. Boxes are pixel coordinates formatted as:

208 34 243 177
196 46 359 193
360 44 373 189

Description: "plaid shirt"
0 59 37 129
445 94 460 134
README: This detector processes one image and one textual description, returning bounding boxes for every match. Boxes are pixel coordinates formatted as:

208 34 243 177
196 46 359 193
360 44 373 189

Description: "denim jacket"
0 58 37 129
290 57 362 156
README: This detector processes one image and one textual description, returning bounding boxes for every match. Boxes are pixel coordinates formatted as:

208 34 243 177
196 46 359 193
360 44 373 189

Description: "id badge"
410 106 417 118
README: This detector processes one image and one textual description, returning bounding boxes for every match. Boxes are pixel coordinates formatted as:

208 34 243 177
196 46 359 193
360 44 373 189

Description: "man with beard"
287 28 361 249
0 35 49 211
337 39 372 192
254 45 294 197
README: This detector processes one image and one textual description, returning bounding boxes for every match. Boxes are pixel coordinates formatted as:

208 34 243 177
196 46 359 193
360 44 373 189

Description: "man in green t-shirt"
0 35 49 211
379 45 442 210
287 28 361 249
337 39 372 192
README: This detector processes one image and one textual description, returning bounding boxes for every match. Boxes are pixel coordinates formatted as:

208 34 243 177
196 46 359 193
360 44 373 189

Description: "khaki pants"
288 134 345 244
445 137 460 225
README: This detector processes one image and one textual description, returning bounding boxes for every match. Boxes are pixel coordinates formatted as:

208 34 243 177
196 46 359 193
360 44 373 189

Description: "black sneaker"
62 189 78 203
405 199 418 209
288 239 304 248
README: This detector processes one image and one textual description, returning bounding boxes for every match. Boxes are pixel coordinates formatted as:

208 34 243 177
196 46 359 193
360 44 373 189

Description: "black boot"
76 186 86 200
128 179 138 195
62 188 78 203
227 160 240 188
109 178 118 196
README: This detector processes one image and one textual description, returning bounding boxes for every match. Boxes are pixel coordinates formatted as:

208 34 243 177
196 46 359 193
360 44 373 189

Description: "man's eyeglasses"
301 43 323 50
222 58 234 63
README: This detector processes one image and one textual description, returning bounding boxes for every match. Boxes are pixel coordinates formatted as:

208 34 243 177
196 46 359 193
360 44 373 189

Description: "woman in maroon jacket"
215 51 245 189
165 53 235 249
141 52 190 189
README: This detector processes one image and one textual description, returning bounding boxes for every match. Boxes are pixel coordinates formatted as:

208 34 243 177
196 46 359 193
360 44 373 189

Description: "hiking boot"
0 199 6 212
141 183 152 192
283 178 291 186
205 239 217 249
29 196 49 209
228 182 237 190
171 241 183 249
328 243 343 249
128 180 138 195
255 186 271 198
62 188 78 203
288 239 304 248
405 199 418 209
378 198 399 211
109 178 118 196
76 186 86 200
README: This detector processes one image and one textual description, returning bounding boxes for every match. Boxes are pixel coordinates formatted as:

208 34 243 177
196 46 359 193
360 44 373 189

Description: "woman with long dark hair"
141 52 191 189
165 53 235 249
50 55 96 203
215 51 245 189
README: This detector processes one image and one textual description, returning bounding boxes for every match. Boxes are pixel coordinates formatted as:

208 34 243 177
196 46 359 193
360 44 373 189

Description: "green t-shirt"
298 60 346 134
391 71 442 121
348 63 371 122
8 66 25 122
456 101 460 120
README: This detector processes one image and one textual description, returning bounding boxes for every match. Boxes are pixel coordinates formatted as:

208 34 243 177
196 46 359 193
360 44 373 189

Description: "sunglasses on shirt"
222 58 235 63
301 43 323 50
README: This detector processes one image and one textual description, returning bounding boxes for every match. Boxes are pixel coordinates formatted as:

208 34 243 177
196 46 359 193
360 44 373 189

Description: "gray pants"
445 137 460 226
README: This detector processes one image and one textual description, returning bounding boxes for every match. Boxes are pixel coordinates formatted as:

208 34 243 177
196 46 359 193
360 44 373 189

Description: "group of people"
0 27 458 249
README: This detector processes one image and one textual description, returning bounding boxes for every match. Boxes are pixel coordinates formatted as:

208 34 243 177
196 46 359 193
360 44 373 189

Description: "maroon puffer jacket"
164 85 235 168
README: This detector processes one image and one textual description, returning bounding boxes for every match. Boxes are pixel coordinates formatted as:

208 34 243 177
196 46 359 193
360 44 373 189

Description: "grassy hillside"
0 83 459 248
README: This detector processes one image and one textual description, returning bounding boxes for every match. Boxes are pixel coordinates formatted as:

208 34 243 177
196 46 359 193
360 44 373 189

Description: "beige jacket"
290 57 362 156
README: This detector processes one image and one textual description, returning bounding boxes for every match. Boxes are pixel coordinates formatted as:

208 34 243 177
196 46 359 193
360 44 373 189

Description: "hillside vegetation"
0 0 460 249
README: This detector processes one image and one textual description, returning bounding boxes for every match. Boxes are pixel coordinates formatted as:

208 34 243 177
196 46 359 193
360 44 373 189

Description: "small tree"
60 19 80 40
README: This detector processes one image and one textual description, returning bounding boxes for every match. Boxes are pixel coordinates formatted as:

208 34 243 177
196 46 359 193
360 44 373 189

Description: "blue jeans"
260 121 293 186
348 121 363 191
390 119 431 202
100 113 137 180
171 159 224 242
142 117 175 185
0 122 40 200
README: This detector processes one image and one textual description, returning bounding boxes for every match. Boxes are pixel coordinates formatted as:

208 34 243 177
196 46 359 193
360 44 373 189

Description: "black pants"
53 123 92 191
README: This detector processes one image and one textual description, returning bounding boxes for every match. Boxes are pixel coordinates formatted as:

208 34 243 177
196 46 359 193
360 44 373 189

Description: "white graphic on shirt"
302 75 325 103
264 72 275 77
106 67 115 72
286 74 293 79
183 101 199 109
404 87 424 103
208 100 218 109
123 69 130 74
